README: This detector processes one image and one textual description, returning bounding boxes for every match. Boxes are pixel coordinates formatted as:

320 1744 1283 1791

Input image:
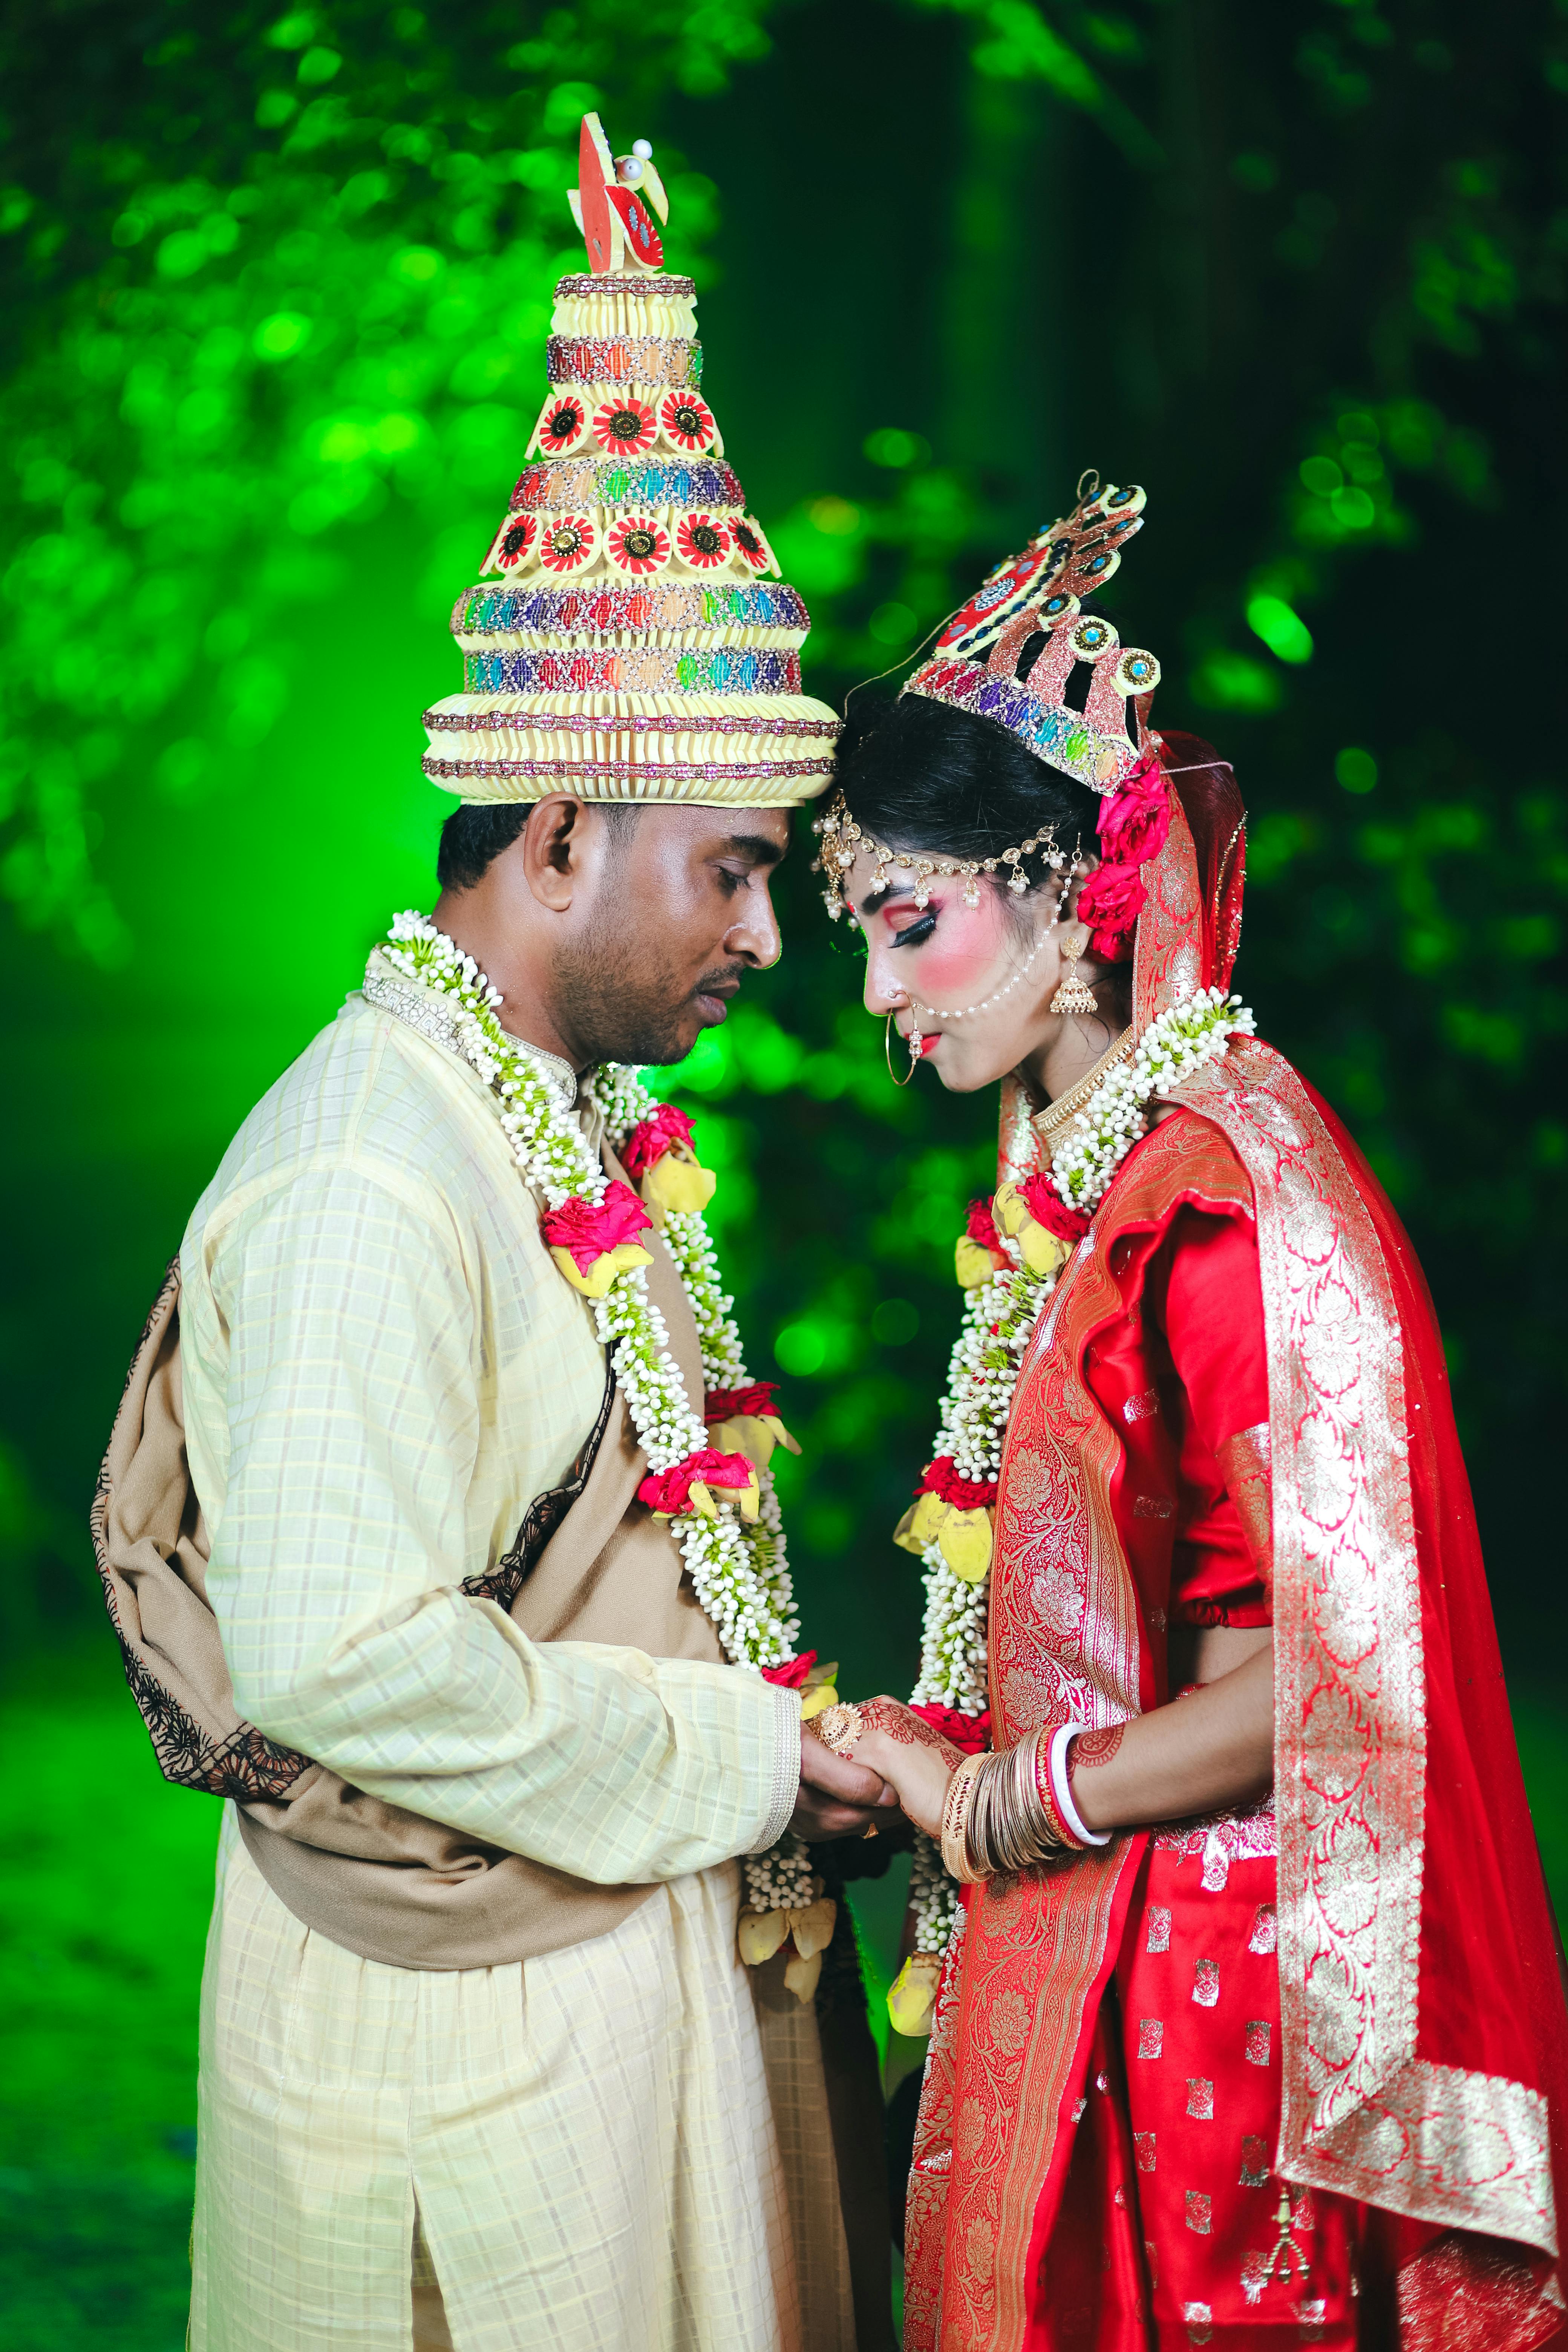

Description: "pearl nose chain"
909 929 1049 1022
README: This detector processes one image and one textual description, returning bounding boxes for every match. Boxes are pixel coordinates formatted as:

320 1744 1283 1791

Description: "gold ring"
812 1701 865 1758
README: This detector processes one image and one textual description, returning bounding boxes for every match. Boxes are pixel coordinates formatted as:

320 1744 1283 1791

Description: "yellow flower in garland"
893 1456 997 1583
954 1194 1008 1289
703 1379 802 1473
620 1100 717 1217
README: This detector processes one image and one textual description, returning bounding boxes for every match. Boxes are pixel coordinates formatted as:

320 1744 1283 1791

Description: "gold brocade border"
916 1121 1254 2352
1133 776 1203 1032
1171 1042 1557 2259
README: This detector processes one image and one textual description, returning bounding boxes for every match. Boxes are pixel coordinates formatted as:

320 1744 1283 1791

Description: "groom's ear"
516 794 597 913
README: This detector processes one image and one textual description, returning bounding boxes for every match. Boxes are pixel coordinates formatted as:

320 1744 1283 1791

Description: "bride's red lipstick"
919 1033 942 1057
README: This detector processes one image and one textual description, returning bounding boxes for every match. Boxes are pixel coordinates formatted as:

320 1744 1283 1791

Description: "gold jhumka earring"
885 1010 919 1086
1050 934 1099 1017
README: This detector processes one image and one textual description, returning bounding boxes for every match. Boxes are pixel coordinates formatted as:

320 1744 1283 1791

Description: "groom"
92 120 898 2352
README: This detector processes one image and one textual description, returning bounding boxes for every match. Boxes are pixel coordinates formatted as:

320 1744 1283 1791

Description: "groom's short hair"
437 800 642 892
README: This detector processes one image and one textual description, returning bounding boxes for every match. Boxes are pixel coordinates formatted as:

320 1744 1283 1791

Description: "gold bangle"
810 1701 864 1759
940 1752 988 1883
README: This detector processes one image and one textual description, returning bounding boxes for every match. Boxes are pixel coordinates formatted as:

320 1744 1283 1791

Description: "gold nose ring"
885 1010 917 1087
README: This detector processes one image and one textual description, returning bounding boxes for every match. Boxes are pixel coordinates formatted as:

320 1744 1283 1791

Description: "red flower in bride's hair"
1017 1174 1091 1243
909 1701 992 1755
1096 747 1172 870
1076 859 1147 961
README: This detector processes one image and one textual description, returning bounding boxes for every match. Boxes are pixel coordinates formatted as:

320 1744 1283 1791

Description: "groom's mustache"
691 963 747 1003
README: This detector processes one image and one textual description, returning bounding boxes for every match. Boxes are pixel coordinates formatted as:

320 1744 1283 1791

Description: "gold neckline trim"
1034 1027 1135 1136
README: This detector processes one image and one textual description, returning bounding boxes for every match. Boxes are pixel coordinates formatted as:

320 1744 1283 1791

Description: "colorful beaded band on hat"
905 652 1146 794
423 755 834 784
426 707 839 737
450 579 811 641
546 335 702 389
552 273 696 302
510 456 742 514
461 646 803 695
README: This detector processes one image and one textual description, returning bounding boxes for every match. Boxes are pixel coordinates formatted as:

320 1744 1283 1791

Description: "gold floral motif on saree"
1174 1040 1557 2259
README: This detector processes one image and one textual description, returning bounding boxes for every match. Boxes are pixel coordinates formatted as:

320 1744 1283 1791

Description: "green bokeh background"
3 1 1565 2341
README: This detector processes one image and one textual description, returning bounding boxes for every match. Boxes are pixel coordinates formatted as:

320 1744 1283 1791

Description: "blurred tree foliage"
2 0 1565 1696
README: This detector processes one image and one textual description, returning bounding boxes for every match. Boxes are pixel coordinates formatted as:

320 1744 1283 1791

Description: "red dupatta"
903 734 1567 2351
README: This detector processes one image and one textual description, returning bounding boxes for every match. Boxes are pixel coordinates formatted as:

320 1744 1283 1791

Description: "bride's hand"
812 1697 963 1840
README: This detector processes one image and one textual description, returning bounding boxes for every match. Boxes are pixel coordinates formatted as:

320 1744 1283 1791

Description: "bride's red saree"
902 735 1568 2350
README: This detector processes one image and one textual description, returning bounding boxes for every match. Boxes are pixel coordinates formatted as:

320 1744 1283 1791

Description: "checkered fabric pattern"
179 993 797 1879
193 1811 804 2352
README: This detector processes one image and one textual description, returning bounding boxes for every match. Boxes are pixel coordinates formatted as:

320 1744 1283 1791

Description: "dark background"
2 1 1564 2341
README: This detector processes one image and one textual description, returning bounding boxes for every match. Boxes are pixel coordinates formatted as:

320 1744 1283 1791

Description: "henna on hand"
1072 1724 1125 1769
859 1696 965 1769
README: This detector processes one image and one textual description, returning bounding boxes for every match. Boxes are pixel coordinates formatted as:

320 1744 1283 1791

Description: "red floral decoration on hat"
731 517 772 574
539 515 596 574
592 396 657 456
607 515 671 576
488 513 537 571
677 513 731 570
1076 858 1147 961
538 396 587 454
660 391 717 452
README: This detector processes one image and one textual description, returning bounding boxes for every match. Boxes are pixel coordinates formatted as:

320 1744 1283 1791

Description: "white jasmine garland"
906 986 1256 1957
378 914 813 1919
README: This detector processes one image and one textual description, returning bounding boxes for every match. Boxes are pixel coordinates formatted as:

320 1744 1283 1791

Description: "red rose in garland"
539 1180 653 1297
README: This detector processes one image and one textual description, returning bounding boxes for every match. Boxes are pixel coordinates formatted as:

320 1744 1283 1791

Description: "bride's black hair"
831 689 1106 906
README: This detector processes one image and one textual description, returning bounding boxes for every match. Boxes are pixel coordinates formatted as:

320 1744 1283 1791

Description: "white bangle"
1050 1723 1113 1848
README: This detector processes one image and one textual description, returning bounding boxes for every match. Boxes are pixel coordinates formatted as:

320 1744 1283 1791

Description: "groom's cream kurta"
179 990 807 2352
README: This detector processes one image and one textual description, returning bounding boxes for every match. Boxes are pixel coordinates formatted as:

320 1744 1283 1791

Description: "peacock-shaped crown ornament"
419 114 839 808
903 473 1161 796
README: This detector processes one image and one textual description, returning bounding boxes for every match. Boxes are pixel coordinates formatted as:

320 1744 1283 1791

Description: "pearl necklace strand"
906 929 1049 1023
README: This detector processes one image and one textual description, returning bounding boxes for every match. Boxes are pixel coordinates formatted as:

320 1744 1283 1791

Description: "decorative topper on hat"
419 115 840 808
567 115 668 274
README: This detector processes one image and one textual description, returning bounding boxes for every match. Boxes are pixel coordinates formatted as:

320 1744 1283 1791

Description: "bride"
807 481 1568 2349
